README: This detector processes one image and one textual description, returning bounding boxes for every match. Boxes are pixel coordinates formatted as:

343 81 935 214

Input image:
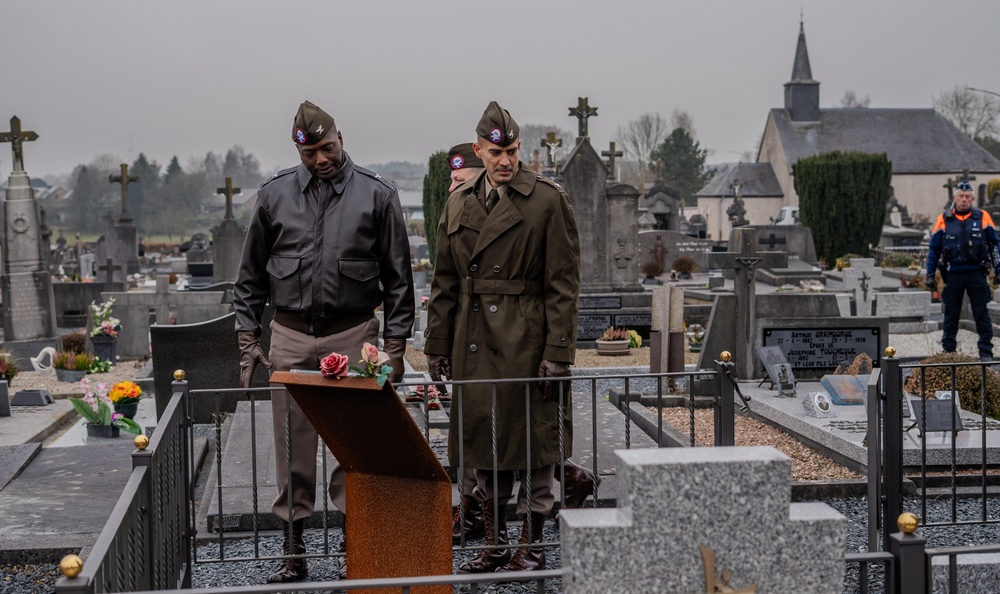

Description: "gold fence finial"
885 346 896 358
173 369 186 381
134 434 149 450
60 554 83 578
720 351 732 362
897 512 919 534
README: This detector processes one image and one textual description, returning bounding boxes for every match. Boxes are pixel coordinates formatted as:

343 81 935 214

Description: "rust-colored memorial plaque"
271 372 451 593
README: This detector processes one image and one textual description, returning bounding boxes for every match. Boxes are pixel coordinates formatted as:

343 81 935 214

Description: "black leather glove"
383 337 406 385
925 278 937 292
537 360 571 401
427 354 452 382
238 332 271 389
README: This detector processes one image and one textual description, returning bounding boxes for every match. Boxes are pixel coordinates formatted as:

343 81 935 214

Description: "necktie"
486 188 499 214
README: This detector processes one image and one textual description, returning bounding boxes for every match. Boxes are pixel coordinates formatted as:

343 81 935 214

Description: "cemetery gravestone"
1 116 58 346
560 446 846 594
212 177 246 283
108 163 140 275
842 258 884 316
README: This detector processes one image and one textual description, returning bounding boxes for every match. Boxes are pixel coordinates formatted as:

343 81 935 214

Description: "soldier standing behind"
425 101 581 573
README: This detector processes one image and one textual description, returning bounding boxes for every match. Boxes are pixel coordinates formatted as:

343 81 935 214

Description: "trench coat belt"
460 278 543 296
273 310 374 337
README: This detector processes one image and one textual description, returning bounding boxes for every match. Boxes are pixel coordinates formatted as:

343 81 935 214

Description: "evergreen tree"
129 153 162 231
164 156 183 184
422 151 450 265
650 128 713 205
793 151 892 265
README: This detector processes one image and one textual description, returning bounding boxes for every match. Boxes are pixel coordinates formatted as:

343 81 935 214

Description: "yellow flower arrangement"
108 380 142 405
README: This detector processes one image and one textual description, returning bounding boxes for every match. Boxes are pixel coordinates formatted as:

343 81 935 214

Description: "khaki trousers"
475 464 555 515
268 316 380 522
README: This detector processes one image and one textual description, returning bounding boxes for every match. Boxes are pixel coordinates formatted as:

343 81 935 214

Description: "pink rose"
320 352 349 377
361 342 381 366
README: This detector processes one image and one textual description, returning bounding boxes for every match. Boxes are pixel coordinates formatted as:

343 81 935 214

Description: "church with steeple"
696 22 1000 240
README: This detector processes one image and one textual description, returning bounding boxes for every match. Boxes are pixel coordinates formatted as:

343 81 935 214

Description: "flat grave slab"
0 399 76 447
0 443 41 491
742 381 1000 468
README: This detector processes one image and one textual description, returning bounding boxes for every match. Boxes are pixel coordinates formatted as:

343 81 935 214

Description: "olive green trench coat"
424 164 580 470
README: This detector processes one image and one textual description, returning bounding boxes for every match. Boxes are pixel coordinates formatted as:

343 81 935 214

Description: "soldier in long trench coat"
424 101 580 573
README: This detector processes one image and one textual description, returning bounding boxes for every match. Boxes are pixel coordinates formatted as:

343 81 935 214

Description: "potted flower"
53 351 94 383
671 255 699 280
89 298 121 363
108 380 142 419
686 323 706 352
0 349 19 387
69 378 141 438
641 259 665 285
596 326 631 356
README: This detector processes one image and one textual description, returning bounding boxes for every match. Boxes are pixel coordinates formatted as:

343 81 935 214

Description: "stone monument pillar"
0 116 57 344
560 137 612 292
212 177 246 283
606 182 642 292
109 163 140 276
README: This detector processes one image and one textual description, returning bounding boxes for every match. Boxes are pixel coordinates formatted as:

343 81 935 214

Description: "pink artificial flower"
320 352 349 378
361 342 382 366
415 384 441 399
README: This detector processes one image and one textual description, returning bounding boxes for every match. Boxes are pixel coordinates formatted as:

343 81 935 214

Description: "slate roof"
767 108 1000 174
695 163 784 198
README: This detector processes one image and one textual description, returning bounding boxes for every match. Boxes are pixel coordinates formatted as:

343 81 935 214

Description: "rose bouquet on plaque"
320 342 393 387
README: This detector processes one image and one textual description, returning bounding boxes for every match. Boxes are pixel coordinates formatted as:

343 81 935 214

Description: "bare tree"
934 85 1000 139
670 109 696 136
614 112 669 184
840 90 871 108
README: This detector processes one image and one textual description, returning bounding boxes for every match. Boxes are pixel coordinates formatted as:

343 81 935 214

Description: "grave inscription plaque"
763 327 881 370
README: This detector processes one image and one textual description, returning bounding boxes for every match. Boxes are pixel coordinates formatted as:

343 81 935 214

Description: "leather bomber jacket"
233 153 414 339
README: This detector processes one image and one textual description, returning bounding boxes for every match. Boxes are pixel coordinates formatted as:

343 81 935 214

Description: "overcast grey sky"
4 0 999 179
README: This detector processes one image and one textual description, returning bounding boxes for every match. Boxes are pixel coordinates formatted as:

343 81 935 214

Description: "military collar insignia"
450 155 465 170
489 127 502 144
294 128 307 144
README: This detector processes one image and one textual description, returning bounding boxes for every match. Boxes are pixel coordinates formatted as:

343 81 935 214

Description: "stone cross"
859 271 870 303
842 258 883 314
960 167 977 185
568 97 598 138
707 228 788 378
726 179 749 228
98 258 122 283
0 116 39 173
759 233 786 250
109 163 138 222
216 177 241 221
602 141 623 180
541 131 562 168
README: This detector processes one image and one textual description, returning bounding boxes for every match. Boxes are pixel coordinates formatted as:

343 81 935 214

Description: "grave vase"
412 269 429 288
86 424 120 439
595 339 630 356
55 368 87 383
91 335 118 363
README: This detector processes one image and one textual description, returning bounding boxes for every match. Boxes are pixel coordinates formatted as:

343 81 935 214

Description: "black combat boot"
496 512 547 573
452 494 485 544
267 519 308 583
457 500 511 573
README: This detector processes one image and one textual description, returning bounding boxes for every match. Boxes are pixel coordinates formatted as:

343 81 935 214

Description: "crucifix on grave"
859 271 871 303
216 177 241 221
602 141 623 180
0 116 39 173
568 96 598 139
109 163 138 222
98 258 122 283
707 227 788 378
541 131 562 168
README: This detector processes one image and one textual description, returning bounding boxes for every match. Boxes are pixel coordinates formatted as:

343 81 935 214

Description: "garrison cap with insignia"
476 101 519 146
292 100 336 145
957 180 974 192
447 143 484 170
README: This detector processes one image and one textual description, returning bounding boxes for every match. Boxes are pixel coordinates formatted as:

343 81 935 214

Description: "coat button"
493 265 501 273
489 305 498 313
560 337 567 344
470 264 478 272
473 304 481 312
469 344 478 352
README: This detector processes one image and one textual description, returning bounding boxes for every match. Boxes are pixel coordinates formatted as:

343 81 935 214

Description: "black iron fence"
870 353 1000 594
56 377 192 594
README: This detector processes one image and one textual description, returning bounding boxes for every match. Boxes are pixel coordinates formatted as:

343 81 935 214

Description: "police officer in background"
926 179 1000 361
234 100 413 583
